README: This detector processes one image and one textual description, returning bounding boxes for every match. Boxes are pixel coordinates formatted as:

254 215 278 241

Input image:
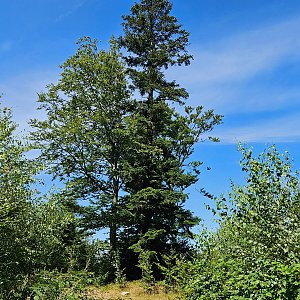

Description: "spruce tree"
119 0 222 277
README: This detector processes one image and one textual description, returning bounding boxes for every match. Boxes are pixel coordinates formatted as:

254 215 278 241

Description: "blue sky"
1 0 300 228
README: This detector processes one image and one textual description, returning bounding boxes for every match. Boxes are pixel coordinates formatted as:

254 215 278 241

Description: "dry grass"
86 281 183 300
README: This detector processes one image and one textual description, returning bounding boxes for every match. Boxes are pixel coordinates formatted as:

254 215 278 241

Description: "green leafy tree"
118 0 222 277
185 145 300 299
0 104 81 299
30 37 133 258
0 104 39 298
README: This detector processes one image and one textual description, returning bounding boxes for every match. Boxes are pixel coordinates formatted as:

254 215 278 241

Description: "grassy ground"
87 281 183 300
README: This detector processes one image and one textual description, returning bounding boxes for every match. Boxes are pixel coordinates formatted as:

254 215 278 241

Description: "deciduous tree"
30 37 133 256
185 145 300 299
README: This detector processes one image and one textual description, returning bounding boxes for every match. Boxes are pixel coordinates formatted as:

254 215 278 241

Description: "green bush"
184 255 300 299
157 249 190 293
28 270 93 300
184 145 300 299
0 104 98 299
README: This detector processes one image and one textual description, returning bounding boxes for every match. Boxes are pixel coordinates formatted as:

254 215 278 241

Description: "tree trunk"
110 174 119 254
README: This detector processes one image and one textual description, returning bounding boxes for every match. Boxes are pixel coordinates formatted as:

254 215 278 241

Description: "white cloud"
3 12 300 145
215 112 300 144
55 0 89 22
189 17 300 84
167 14 300 144
0 70 58 131
187 85 300 115
171 15 300 114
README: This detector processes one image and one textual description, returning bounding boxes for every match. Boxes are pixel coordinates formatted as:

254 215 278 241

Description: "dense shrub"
184 145 300 299
0 106 96 299
27 270 93 300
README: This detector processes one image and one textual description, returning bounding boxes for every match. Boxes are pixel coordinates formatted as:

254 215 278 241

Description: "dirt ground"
86 281 183 300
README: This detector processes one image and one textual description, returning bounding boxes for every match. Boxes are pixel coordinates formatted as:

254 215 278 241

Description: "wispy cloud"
189 16 300 85
172 15 300 114
168 14 300 144
0 70 58 131
215 112 300 144
55 0 89 22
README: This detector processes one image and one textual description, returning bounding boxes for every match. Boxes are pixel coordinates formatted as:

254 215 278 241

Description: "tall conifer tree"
31 0 222 280
119 0 222 275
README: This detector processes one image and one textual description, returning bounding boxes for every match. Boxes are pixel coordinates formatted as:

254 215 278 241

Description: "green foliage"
29 0 222 285
130 231 158 293
119 0 193 101
184 257 300 300
156 249 189 293
184 145 300 299
0 104 39 298
112 250 126 288
28 270 93 300
30 37 133 258
118 0 222 278
83 240 113 285
27 198 79 271
0 103 94 299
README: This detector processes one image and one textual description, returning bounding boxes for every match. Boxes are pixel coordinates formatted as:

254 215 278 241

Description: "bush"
0 104 98 299
27 270 93 300
184 145 300 299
